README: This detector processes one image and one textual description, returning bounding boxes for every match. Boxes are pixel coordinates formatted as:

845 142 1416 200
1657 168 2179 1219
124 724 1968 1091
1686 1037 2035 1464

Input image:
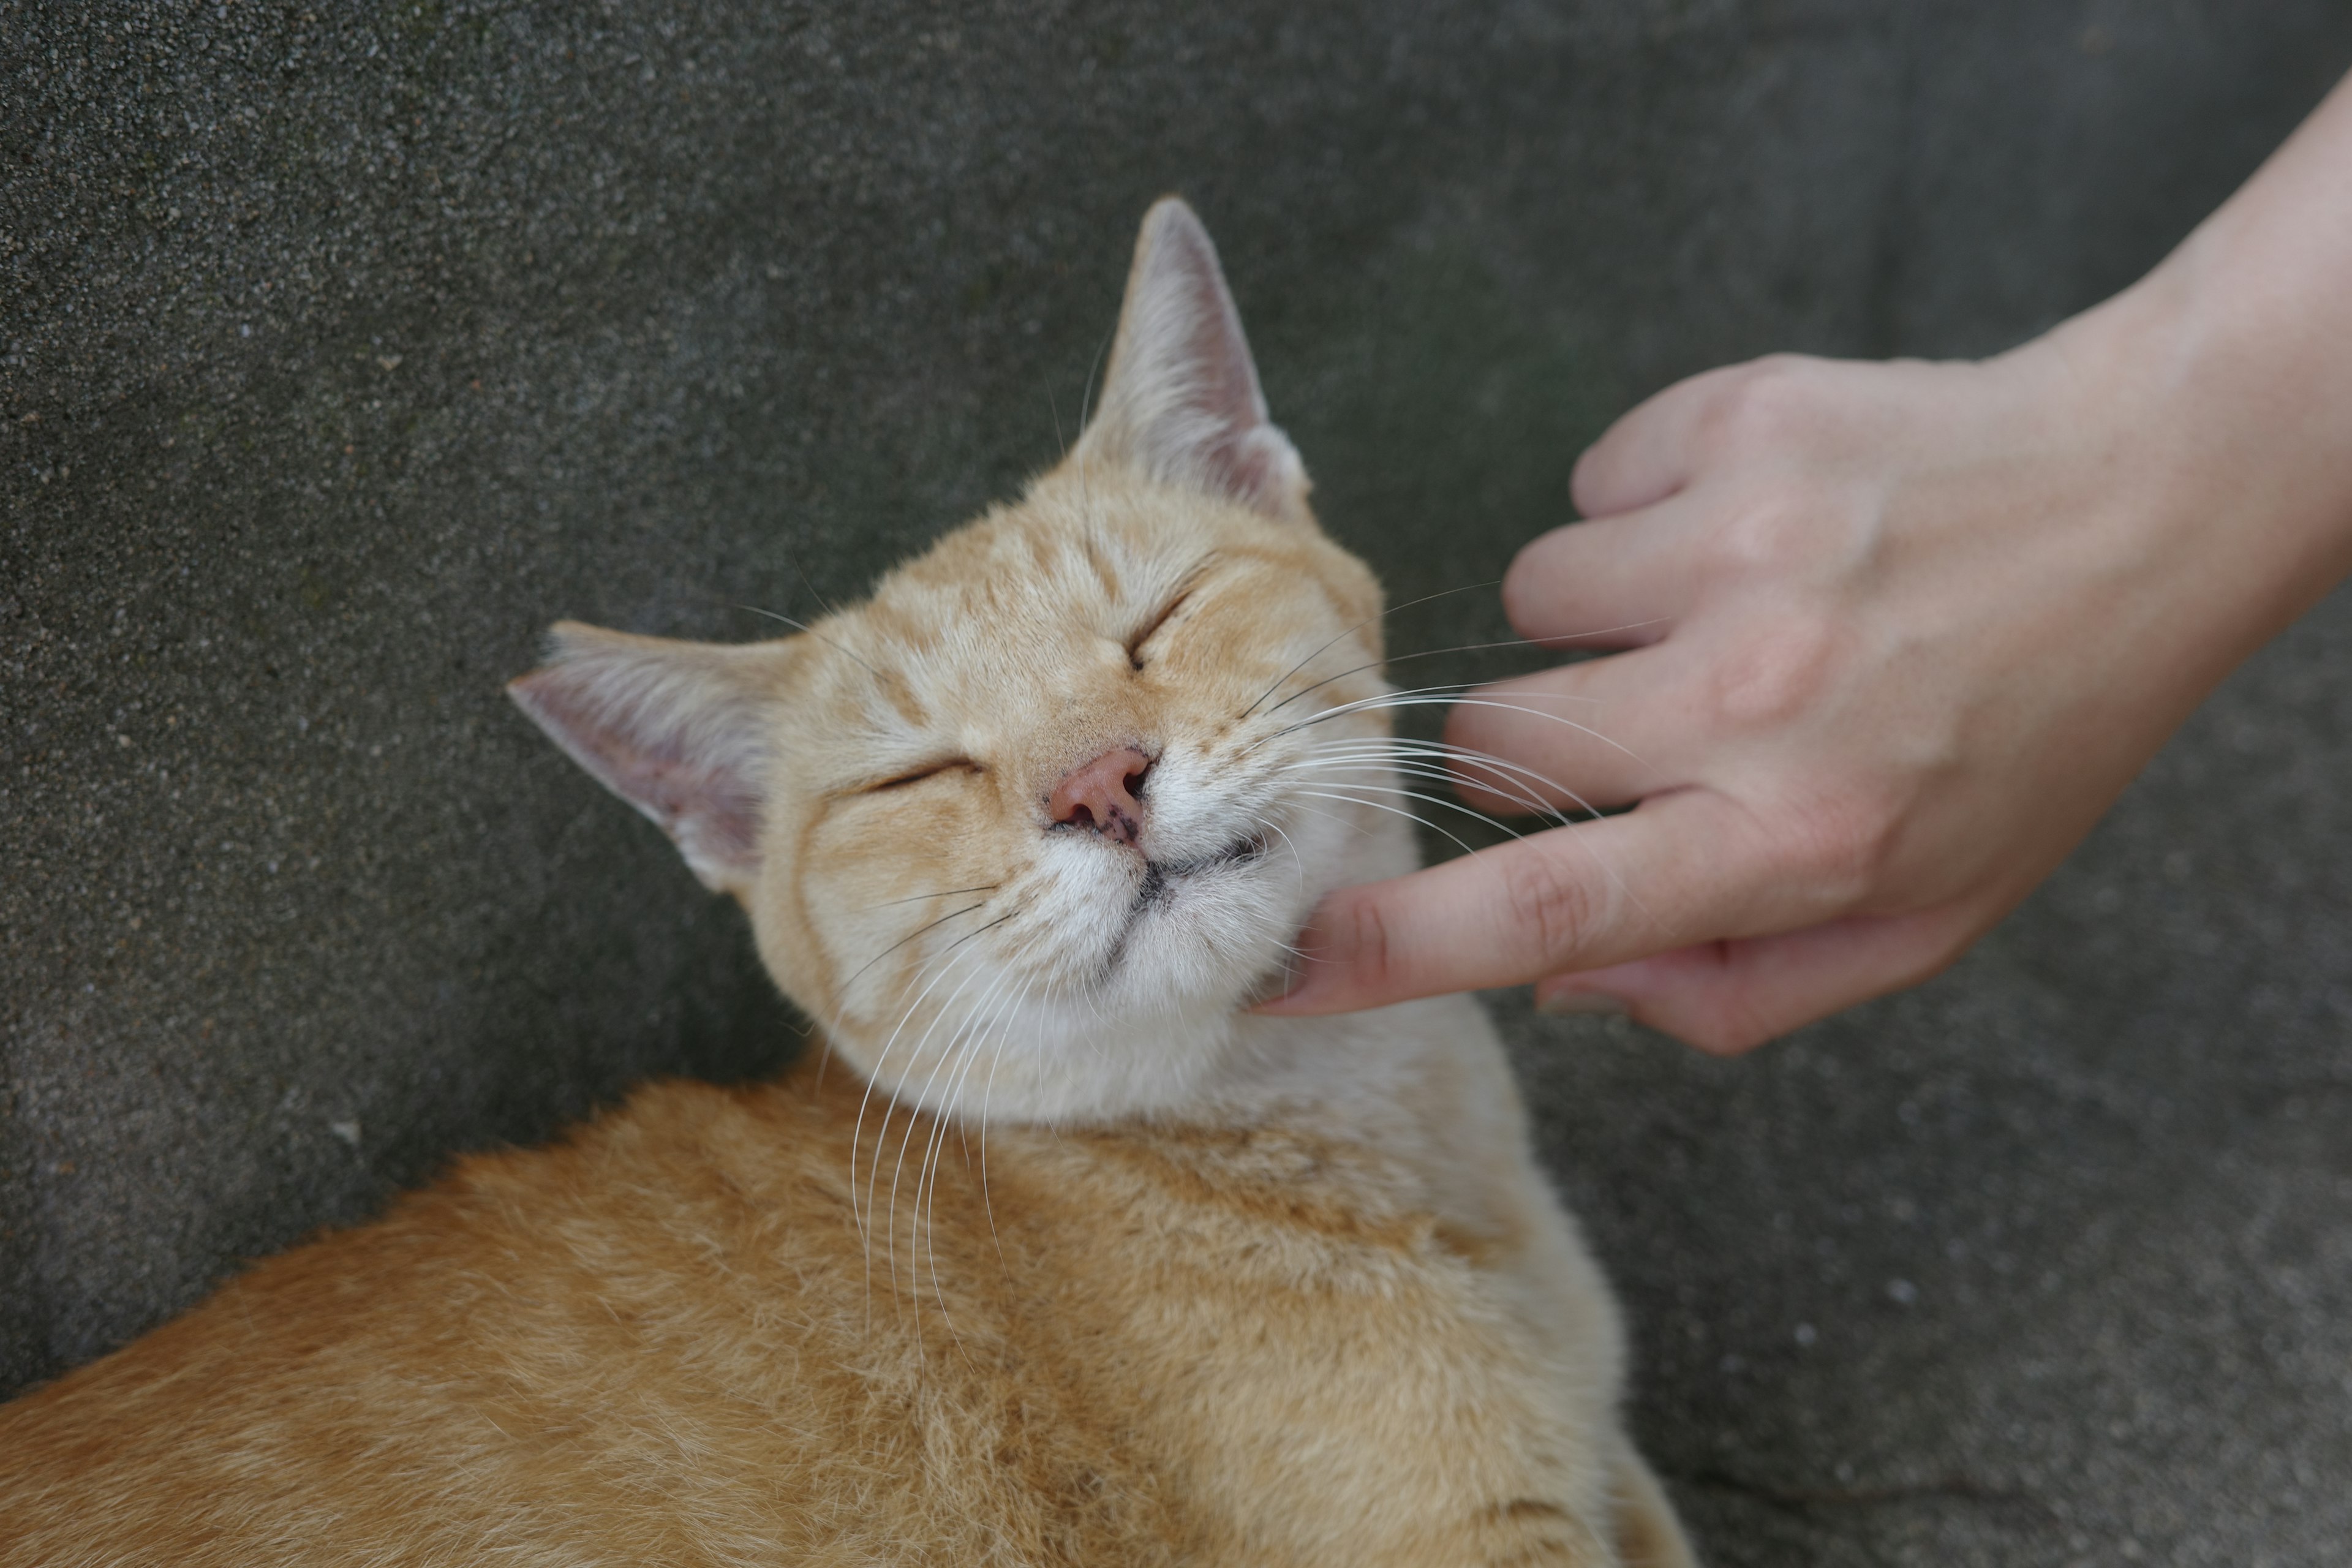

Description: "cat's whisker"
873 965 986 1327
924 974 1030 1338
1283 767 1545 841
790 559 851 625
1253 679 1602 745
856 952 979 1317
886 960 1020 1332
851 918 1012 1289
919 966 1034 1344
1285 738 1658 927
856 883 1003 913
954 978 1027 1169
1289 752 1558 821
1251 694 1652 780
973 979 1037 1281
1281 797 1382 842
1256 622 1664 720
1234 680 1481 756
1237 580 1502 721
1069 325 1113 529
1300 692 1622 747
733 603 882 676
1291 730 1615 831
917 967 1018 1266
839 900 990 1009
1246 812 1308 900
1346 751 1594 832
851 933 992 1245
1283 747 1585 827
1291 788 1484 861
872 934 1011 1196
1303 773 1549 845
1286 744 1561 804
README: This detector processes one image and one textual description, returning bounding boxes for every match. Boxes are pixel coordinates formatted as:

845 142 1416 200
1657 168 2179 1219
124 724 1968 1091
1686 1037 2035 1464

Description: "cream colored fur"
0 199 1696 1567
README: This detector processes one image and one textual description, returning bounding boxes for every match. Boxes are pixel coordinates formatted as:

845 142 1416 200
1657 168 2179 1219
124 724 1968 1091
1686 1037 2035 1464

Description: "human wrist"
2015 217 2352 682
2071 85 2352 649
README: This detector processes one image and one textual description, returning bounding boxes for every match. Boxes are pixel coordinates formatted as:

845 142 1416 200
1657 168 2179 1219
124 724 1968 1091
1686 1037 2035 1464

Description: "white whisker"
1284 752 1581 829
860 947 992 1309
1282 772 1537 843
1257 627 1654 719
1238 581 1504 720
1250 693 1650 779
921 973 1030 1336
851 932 994 1247
1291 788 1483 859
1298 733 1602 820
886 961 1019 1336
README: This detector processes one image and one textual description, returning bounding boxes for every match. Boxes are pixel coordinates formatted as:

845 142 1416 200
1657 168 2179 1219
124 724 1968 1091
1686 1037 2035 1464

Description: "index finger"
1256 790 1787 1015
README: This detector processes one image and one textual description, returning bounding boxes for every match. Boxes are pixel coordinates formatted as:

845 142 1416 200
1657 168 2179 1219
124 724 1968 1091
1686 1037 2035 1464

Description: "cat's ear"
1075 197 1309 521
506 623 789 895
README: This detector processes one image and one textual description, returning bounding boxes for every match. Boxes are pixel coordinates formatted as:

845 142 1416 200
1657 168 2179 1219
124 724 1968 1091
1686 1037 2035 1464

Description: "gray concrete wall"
7 2 2352 1561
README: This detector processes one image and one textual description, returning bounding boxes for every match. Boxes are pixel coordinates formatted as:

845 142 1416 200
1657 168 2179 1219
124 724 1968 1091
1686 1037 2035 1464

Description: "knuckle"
1440 698 1500 760
1774 785 1905 910
1701 356 1826 456
1501 849 1604 968
1698 496 1807 581
1706 619 1841 730
1657 959 1779 1055
1685 1012 1774 1057
1335 890 1400 993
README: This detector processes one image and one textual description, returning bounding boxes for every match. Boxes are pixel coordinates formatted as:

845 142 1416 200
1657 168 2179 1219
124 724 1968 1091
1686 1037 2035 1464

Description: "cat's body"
0 201 1694 1566
1 1002 1677 1566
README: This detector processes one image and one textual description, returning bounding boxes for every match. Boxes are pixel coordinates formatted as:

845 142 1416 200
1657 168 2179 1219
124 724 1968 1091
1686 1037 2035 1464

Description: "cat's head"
510 199 1406 1122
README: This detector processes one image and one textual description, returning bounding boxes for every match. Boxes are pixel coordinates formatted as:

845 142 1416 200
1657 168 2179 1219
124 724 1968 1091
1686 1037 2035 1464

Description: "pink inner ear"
1084 198 1306 519
508 659 766 888
1159 224 1269 436
611 745 764 869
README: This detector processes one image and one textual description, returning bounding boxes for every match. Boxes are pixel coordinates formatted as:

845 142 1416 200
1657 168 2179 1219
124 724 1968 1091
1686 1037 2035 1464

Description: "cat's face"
513 200 1406 1121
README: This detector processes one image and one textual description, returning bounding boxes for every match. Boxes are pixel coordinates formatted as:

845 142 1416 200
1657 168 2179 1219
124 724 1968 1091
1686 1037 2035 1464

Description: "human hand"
1255 345 2168 1046
1262 159 2352 1049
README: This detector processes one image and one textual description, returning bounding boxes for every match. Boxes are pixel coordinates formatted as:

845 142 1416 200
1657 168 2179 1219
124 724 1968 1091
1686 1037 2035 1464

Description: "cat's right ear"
506 623 790 896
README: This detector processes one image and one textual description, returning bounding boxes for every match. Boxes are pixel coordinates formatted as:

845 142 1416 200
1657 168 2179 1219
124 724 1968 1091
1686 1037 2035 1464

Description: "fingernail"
1535 989 1626 1017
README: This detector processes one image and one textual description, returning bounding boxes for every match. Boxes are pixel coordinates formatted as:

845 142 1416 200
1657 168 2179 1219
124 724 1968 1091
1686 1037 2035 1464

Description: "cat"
0 198 1697 1567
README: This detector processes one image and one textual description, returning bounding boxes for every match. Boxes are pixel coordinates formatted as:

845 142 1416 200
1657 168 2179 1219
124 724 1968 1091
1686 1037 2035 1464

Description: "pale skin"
1265 69 2352 1052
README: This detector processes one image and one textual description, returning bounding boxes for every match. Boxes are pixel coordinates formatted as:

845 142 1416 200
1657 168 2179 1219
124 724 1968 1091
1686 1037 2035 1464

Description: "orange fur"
0 200 1694 1566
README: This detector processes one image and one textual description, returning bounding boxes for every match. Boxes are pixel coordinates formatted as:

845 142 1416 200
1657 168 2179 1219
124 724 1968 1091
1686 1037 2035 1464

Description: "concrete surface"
7 1 2352 1561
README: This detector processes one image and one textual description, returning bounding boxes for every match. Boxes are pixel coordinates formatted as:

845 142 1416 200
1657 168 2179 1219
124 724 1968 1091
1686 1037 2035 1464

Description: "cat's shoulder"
417 1050 865 1231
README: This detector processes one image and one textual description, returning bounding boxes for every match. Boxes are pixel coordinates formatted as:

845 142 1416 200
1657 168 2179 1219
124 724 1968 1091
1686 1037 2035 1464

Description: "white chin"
1100 871 1300 1017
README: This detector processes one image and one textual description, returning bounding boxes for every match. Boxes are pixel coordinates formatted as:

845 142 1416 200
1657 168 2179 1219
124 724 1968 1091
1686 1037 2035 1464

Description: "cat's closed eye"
1124 589 1196 670
863 758 982 793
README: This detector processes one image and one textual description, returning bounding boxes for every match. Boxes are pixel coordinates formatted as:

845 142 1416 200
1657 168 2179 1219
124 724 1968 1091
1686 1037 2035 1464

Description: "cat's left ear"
1074 197 1310 521
507 623 791 895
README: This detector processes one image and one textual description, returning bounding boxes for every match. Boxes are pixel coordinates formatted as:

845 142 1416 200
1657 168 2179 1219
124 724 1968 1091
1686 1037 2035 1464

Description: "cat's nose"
1049 747 1153 846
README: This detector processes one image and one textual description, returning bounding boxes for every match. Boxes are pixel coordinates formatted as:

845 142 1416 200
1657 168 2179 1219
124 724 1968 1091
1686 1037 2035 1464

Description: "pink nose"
1050 747 1153 846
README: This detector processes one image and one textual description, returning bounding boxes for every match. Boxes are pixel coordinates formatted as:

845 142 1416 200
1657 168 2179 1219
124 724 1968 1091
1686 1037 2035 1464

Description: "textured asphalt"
7 3 2352 1562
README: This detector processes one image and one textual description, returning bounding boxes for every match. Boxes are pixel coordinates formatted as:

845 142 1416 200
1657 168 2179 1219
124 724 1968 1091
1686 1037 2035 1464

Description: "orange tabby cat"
0 200 1696 1567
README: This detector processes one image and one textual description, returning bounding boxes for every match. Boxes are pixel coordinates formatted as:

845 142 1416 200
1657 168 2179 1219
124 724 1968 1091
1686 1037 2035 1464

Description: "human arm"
1261 69 2352 1051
